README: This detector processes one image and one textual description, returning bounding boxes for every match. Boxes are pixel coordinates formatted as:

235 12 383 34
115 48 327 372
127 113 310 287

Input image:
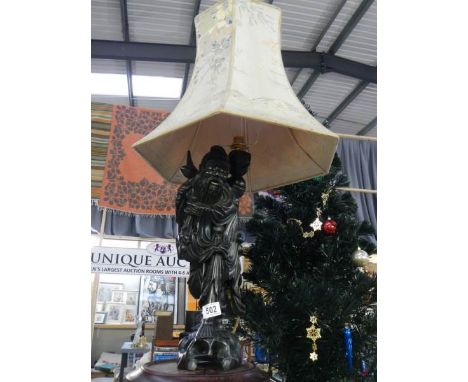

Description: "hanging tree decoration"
343 324 353 371
322 218 337 235
352 247 370 267
360 359 369 377
306 316 321 362
304 187 334 238
310 216 323 232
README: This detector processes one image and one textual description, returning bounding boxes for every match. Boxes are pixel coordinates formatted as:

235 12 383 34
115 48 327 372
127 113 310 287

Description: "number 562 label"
202 302 222 319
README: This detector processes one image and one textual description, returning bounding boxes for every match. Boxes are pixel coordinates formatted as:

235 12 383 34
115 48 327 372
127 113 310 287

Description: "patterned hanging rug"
98 104 178 215
94 103 253 217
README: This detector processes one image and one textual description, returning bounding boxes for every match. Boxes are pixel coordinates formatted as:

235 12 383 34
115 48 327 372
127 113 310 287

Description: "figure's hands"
184 201 207 216
229 149 251 179
229 177 246 198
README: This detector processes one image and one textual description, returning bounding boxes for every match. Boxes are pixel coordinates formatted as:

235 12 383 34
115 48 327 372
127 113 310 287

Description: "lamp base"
125 361 269 382
177 318 242 371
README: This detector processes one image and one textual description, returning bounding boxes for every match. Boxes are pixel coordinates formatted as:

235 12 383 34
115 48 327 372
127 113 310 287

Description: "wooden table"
124 360 269 382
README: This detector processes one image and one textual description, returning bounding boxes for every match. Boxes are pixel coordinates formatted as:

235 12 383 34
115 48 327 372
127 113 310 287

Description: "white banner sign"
91 245 190 277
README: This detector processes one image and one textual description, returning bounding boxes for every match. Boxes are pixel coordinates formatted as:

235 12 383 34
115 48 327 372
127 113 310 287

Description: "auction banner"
91 243 189 277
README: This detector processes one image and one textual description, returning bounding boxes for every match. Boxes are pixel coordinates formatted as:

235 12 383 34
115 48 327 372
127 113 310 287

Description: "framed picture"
139 276 177 323
125 291 138 306
111 290 125 303
122 307 136 324
106 304 123 323
97 282 123 303
95 312 107 324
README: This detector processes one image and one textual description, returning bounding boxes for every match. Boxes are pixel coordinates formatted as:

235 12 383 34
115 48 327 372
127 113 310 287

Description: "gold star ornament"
306 315 321 362
306 326 321 341
310 217 322 231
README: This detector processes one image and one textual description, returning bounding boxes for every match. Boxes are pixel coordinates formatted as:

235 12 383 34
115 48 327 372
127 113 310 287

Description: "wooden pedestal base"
124 361 269 382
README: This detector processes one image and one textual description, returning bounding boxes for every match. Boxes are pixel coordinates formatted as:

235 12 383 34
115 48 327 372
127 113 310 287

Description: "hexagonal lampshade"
133 0 339 192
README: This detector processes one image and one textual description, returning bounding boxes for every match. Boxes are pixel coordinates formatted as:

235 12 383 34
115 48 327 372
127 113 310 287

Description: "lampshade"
133 0 339 192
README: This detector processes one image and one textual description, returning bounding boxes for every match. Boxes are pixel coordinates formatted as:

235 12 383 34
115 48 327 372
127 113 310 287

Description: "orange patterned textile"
99 104 179 215
98 104 253 217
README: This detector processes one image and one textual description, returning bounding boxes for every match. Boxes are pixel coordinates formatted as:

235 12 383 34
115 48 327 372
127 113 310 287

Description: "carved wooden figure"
175 145 250 371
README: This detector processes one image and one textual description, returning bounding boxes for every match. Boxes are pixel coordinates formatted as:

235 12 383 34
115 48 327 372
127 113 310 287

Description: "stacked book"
152 339 179 362
153 346 178 362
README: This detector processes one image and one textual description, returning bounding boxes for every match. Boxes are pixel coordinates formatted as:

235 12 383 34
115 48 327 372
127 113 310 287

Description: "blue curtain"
336 139 377 242
91 205 177 238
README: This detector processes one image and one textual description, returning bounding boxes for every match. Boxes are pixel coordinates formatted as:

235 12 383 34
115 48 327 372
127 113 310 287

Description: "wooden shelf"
94 323 184 329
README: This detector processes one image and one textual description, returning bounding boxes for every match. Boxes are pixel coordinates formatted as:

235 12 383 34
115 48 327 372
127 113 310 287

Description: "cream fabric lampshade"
133 0 339 192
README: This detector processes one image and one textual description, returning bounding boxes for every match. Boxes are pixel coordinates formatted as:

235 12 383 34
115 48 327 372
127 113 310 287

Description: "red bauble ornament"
271 190 281 198
322 219 337 234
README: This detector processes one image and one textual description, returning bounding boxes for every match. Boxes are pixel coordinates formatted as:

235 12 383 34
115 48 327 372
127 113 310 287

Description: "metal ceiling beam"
311 0 348 53
291 0 347 87
181 0 202 96
297 71 320 99
329 0 374 55
91 40 376 83
119 0 130 41
356 117 377 136
92 40 196 63
323 80 368 127
296 0 374 99
323 54 375 83
119 0 134 106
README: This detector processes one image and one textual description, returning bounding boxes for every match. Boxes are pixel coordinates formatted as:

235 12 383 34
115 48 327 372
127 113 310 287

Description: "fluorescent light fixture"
91 73 182 99
132 75 182 98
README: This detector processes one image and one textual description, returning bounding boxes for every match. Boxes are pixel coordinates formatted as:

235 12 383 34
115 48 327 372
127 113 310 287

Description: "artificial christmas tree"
241 155 377 381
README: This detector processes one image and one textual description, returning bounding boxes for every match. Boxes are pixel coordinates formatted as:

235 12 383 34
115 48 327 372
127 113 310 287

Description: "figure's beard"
193 173 226 206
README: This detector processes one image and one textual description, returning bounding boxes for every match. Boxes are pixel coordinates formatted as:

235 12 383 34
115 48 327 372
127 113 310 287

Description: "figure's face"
194 161 229 205
203 161 229 181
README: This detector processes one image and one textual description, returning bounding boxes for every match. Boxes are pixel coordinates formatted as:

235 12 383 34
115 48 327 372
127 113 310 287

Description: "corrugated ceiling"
132 61 186 78
134 97 180 111
127 0 194 44
302 72 361 120
291 68 314 94
338 83 377 125
335 1 377 65
275 0 342 51
91 0 123 41
314 0 363 52
328 118 366 135
91 0 377 136
92 59 127 74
